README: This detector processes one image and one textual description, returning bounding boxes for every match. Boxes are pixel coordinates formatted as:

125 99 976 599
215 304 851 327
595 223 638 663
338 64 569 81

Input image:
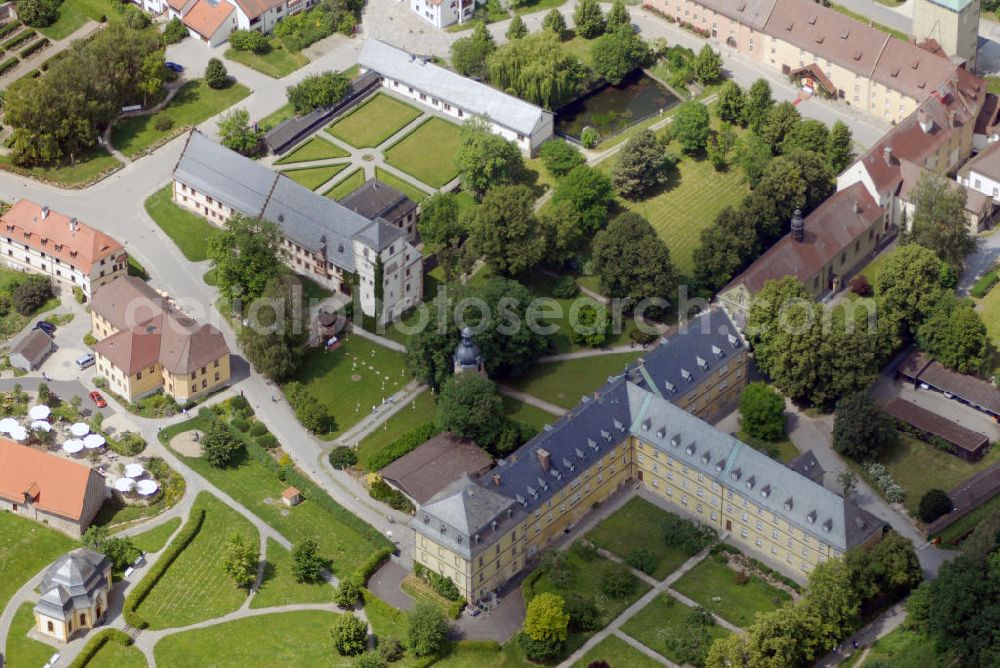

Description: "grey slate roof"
787 450 825 485
358 39 552 137
174 130 277 217
339 178 417 225
35 548 110 620
416 475 521 559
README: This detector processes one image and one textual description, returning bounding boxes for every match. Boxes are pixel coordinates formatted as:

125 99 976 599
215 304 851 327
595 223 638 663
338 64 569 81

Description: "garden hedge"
122 509 205 629
68 628 133 668
19 38 48 58
970 266 1000 299
2 28 35 50
365 422 441 471
0 22 21 40
0 56 17 75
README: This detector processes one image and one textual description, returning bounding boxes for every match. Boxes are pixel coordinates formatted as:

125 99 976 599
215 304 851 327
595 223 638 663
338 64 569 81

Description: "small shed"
281 486 302 507
9 329 54 371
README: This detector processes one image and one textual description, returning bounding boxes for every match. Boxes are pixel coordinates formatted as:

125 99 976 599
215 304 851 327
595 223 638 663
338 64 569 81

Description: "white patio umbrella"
83 434 106 449
29 405 50 420
8 426 28 441
62 440 84 454
30 420 51 432
114 477 136 493
124 463 145 479
135 479 159 496
70 422 90 437
0 417 18 434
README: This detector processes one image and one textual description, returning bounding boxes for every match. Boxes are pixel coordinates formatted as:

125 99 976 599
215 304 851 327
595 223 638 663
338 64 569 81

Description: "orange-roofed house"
0 439 109 536
182 0 236 46
0 199 127 300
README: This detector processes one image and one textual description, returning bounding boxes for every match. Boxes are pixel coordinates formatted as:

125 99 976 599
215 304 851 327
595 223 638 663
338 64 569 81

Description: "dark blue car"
33 321 55 335
165 61 184 73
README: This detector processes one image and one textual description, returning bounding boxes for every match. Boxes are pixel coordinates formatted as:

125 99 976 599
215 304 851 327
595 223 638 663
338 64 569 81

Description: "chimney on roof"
790 209 804 242
918 109 934 133
883 146 894 166
492 474 501 487
536 448 550 471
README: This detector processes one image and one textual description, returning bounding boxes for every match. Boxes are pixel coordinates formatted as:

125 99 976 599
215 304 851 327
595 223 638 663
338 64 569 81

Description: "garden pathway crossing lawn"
111 80 251 159
293 335 409 439
325 93 423 148
5 603 57 668
586 496 701 580
39 3 89 40
0 511 78 614
671 553 790 628
224 39 309 79
282 163 349 191
384 117 463 188
621 593 731 666
844 626 952 668
136 493 257 629
251 538 335 608
505 352 642 410
975 281 1000 373
569 634 665 668
153 610 349 667
353 389 436 469
375 167 432 203
502 395 558 430
325 169 366 200
144 185 223 262
0 146 121 187
130 517 182 554
84 638 148 668
163 418 384 576
275 136 349 165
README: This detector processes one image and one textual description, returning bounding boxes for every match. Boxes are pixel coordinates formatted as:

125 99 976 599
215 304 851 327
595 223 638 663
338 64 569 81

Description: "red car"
89 391 107 408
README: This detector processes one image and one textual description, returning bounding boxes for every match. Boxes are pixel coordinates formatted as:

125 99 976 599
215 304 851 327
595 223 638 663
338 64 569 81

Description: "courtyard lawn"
224 39 309 79
0 266 60 337
136 493 257 629
502 395 558 430
935 495 1000 548
258 102 295 132
671 554 790 628
401 574 458 619
5 603 57 668
292 335 409 439
111 80 251 159
363 589 408 642
153 610 349 667
82 637 147 668
251 539 335 608
0 512 78 614
326 93 423 148
353 390 436 469
738 430 800 464
846 626 952 667
505 352 642 410
375 167 432 203
281 163 349 191
40 3 88 40
162 418 384 578
384 117 462 188
527 549 651 655
144 184 223 262
975 281 1000 373
570 633 664 668
586 496 701 580
0 146 121 187
130 517 182 554
63 0 125 22
324 169 366 200
621 593 730 666
275 136 349 165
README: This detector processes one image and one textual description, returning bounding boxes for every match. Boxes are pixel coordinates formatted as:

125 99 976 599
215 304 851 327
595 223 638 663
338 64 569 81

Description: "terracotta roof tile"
182 0 234 38
0 200 124 274
0 439 98 520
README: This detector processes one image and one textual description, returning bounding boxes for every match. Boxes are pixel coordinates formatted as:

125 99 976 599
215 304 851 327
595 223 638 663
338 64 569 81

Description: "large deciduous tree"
831 391 897 461
916 293 991 374
217 108 263 156
612 129 670 199
743 78 774 134
486 32 587 110
454 118 524 198
907 173 976 267
716 80 746 125
873 244 947 344
467 184 546 276
592 212 677 318
779 118 829 156
591 27 650 86
238 276 309 383
739 382 786 441
551 164 614 233
692 45 723 84
450 22 495 79
672 100 711 155
436 374 507 445
407 603 448 657
826 120 854 173
539 139 584 178
520 592 570 661
573 0 606 38
208 214 284 301
286 71 350 113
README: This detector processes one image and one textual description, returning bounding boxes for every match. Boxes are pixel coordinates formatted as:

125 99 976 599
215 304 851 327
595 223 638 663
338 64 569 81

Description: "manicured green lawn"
375 167 432 203
570 634 664 668
401 574 457 618
258 102 296 132
671 554 790 628
63 0 124 22
84 637 147 668
384 117 462 188
363 589 408 643
326 93 423 148
621 593 730 666
137 493 257 629
586 496 700 580
935 494 1000 548
252 538 335 608
153 610 349 667
130 517 182 554
502 395 558 430
513 0 567 14
111 80 251 158
975 281 1000 373
281 163 348 191
275 136 349 165
163 419 383 577
0 146 121 186
325 169 366 200
738 430 800 464
506 352 642 409
0 266 60 337
845 626 952 667
39 3 88 40
354 390 436 468
434 641 529 667
856 246 898 284
292 335 409 439
5 603 57 668
144 184 224 262
224 39 309 79
0 512 78 614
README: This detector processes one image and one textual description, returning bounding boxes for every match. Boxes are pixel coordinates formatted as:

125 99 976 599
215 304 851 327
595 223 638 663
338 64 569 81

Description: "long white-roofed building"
357 39 555 155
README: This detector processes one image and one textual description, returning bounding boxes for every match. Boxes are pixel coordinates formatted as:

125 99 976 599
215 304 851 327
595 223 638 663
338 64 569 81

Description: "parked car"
75 353 95 370
89 391 107 408
165 61 184 73
33 321 55 335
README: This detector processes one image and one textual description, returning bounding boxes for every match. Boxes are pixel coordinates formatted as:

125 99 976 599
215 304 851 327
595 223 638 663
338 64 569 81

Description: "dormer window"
665 380 676 393
537 476 548 491
746 476 755 490
656 427 666 439
641 419 651 431
601 429 612 442
823 519 833 532
716 459 725 472
685 443 695 456
728 334 740 348
712 345 723 358
761 485 771 498
575 447 585 460
807 510 817 524
517 494 528 507
696 356 708 370
681 369 692 382
588 438 598 452
701 453 710 465
785 498 794 511
562 458 574 472
671 434 681 447
613 419 625 432
527 485 538 499
731 468 741 482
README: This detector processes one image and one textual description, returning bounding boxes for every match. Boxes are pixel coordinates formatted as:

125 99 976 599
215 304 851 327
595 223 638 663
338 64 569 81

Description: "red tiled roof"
0 439 97 520
230 0 284 20
182 0 234 38
871 38 957 101
0 200 124 274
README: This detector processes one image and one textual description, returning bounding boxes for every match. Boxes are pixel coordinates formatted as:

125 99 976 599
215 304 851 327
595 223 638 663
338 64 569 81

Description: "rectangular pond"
555 70 681 142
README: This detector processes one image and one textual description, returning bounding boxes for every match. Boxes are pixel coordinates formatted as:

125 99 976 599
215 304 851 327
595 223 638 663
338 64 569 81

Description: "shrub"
11 274 52 315
540 139 585 178
331 612 368 656
109 431 146 457
154 115 174 132
918 489 952 523
284 381 336 434
552 276 580 299
407 603 448 657
334 579 362 608
365 422 441 471
329 446 358 469
850 275 872 297
376 638 403 663
205 57 229 89
568 540 597 562
229 29 268 53
252 432 274 449
368 477 414 513
163 17 188 44
563 593 600 631
630 329 659 346
353 652 387 668
601 564 637 598
0 22 20 40
230 417 250 432
971 267 1000 298
73 286 85 303
249 422 268 437
287 71 350 114
662 513 716 554
68 629 133 668
2 28 35 50
581 127 599 149
0 57 17 76
734 569 750 586
426 570 462 601
625 547 658 575
19 37 48 58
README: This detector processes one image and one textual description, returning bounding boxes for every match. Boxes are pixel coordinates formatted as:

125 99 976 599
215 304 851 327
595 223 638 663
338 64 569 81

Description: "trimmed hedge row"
68 629 134 668
20 38 49 59
0 22 21 40
122 508 205 629
971 266 1000 299
2 28 35 50
365 421 441 471
0 56 17 75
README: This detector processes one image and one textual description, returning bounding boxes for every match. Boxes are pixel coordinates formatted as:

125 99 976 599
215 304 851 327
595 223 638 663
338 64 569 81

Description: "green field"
353 389 436 467
224 39 309 78
136 493 257 629
258 102 295 132
131 517 182 554
845 626 952 667
671 554 790 628
570 632 670 668
0 512 78 614
586 497 702 580
374 167 432 203
935 495 1000 547
621 593 730 666
5 603 57 668
282 163 349 191
39 4 88 39
502 395 558 430
82 636 147 668
0 146 121 186
275 136 349 165
292 335 409 439
506 352 642 409
153 610 349 667
325 169 366 201
144 184 224 262
385 117 462 188
62 0 124 22
111 80 251 158
251 539 335 608
326 93 423 148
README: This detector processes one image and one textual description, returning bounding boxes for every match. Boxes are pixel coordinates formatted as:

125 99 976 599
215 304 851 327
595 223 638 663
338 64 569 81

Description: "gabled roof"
697 0 778 31
339 178 418 224
230 0 284 19
0 200 124 273
358 39 552 137
380 432 493 506
959 139 1000 182
11 329 53 365
182 0 234 39
0 439 99 520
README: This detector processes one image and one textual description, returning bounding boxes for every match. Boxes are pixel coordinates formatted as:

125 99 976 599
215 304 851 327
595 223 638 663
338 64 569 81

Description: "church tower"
912 0 981 70
453 327 486 377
